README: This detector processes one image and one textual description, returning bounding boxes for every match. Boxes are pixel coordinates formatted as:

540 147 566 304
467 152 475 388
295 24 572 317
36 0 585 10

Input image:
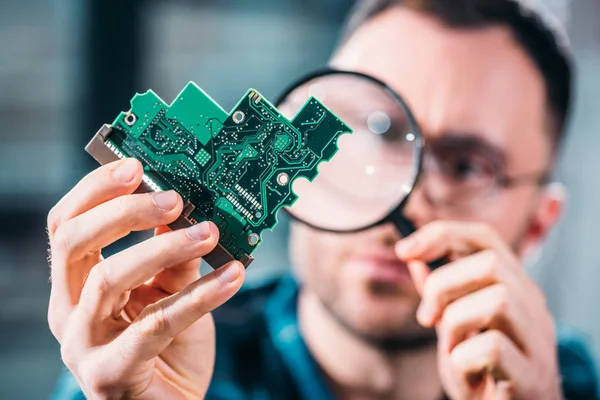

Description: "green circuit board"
85 82 352 268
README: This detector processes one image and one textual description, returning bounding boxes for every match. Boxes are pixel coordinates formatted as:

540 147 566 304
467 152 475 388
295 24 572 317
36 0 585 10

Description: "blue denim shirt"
52 275 599 399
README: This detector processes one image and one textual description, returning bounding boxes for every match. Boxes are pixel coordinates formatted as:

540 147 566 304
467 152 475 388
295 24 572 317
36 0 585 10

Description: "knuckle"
473 222 494 237
138 304 172 337
47 308 62 340
79 173 96 195
481 249 501 277
51 224 73 256
184 284 208 313
114 194 150 228
47 206 61 236
492 285 510 317
153 235 177 257
60 341 77 371
483 330 504 363
449 345 465 368
115 195 133 219
439 304 458 333
80 366 113 398
428 220 449 238
115 193 170 226
85 380 107 398
150 306 172 335
86 264 112 297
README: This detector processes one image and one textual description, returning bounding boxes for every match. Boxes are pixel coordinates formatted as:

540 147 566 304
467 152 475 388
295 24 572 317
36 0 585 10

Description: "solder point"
277 172 289 186
233 111 245 124
248 233 260 246
124 112 137 126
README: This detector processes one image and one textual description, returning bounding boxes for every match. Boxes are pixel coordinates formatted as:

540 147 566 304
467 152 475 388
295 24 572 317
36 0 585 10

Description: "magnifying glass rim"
274 67 425 234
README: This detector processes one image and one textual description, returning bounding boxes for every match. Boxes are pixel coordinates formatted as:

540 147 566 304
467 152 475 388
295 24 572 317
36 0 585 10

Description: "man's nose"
402 180 437 231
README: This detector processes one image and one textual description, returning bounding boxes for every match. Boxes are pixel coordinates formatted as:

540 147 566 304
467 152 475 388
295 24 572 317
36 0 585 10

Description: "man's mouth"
346 251 413 285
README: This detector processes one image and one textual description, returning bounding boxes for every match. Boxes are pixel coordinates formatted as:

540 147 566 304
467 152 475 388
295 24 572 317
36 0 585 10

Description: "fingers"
415 250 520 327
112 261 245 367
437 284 527 353
494 381 515 400
48 190 184 331
406 260 430 297
48 159 145 340
395 221 512 264
79 222 219 320
47 159 143 238
150 259 203 296
449 330 529 396
150 226 204 295
51 190 183 264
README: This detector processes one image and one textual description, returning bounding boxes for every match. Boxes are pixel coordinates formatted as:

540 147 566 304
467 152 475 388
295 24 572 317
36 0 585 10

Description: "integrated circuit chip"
85 82 352 269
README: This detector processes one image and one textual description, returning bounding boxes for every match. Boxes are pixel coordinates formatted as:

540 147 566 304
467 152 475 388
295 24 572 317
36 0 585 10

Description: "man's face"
290 8 555 343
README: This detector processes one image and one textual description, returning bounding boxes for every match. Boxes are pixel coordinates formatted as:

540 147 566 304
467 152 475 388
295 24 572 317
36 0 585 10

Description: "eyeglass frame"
417 144 552 212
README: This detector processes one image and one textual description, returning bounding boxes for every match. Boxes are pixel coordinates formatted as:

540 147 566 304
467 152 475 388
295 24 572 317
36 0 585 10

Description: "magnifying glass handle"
390 213 447 271
426 257 447 270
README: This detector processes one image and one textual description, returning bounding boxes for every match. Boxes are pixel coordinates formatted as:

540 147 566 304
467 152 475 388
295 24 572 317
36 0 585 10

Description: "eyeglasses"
418 136 550 211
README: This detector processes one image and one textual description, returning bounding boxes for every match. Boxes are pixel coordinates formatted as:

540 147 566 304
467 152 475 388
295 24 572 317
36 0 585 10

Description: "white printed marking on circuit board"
235 184 262 209
226 194 254 220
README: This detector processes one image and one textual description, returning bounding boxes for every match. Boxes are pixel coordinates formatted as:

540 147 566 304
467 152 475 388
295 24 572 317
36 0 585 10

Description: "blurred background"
0 0 597 398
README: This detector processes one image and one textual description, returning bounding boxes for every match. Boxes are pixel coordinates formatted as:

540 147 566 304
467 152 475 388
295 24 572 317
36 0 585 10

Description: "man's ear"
519 182 567 259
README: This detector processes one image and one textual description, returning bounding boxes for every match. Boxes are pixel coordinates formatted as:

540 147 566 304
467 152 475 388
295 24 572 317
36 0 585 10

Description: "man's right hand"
47 158 245 400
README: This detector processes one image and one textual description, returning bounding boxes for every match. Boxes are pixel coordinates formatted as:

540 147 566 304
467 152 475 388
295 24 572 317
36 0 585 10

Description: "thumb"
407 259 429 296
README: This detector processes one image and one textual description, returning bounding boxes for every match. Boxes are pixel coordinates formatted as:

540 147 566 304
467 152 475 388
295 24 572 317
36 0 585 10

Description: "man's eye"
445 157 494 182
377 127 405 143
452 160 481 178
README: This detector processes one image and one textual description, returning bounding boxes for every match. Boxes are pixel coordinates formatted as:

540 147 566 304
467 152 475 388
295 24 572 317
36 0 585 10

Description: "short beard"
318 292 438 353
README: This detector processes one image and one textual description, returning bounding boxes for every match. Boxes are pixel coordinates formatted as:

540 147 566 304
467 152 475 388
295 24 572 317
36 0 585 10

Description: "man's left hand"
395 221 562 400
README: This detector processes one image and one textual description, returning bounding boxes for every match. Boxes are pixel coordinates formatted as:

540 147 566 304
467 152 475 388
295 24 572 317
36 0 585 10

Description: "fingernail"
112 159 139 183
152 191 179 211
217 262 240 283
186 222 211 241
396 239 415 257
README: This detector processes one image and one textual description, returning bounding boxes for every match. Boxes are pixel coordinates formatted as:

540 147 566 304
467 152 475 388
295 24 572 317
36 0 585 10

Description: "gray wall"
0 0 598 398
536 0 600 361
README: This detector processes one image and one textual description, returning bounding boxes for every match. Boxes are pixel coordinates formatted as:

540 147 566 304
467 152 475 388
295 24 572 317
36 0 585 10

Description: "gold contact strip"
235 184 262 210
106 141 162 192
226 194 254 220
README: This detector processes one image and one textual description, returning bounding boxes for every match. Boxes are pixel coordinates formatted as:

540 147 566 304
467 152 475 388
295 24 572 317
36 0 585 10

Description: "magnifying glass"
274 68 445 270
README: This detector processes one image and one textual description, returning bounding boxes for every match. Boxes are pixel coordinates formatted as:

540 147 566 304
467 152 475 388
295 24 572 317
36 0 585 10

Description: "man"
49 0 598 399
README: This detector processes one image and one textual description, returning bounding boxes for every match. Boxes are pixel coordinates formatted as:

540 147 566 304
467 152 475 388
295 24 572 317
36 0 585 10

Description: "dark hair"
340 0 574 146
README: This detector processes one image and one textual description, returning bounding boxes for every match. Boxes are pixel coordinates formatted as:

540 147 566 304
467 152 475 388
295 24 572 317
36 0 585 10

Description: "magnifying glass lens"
278 73 420 231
